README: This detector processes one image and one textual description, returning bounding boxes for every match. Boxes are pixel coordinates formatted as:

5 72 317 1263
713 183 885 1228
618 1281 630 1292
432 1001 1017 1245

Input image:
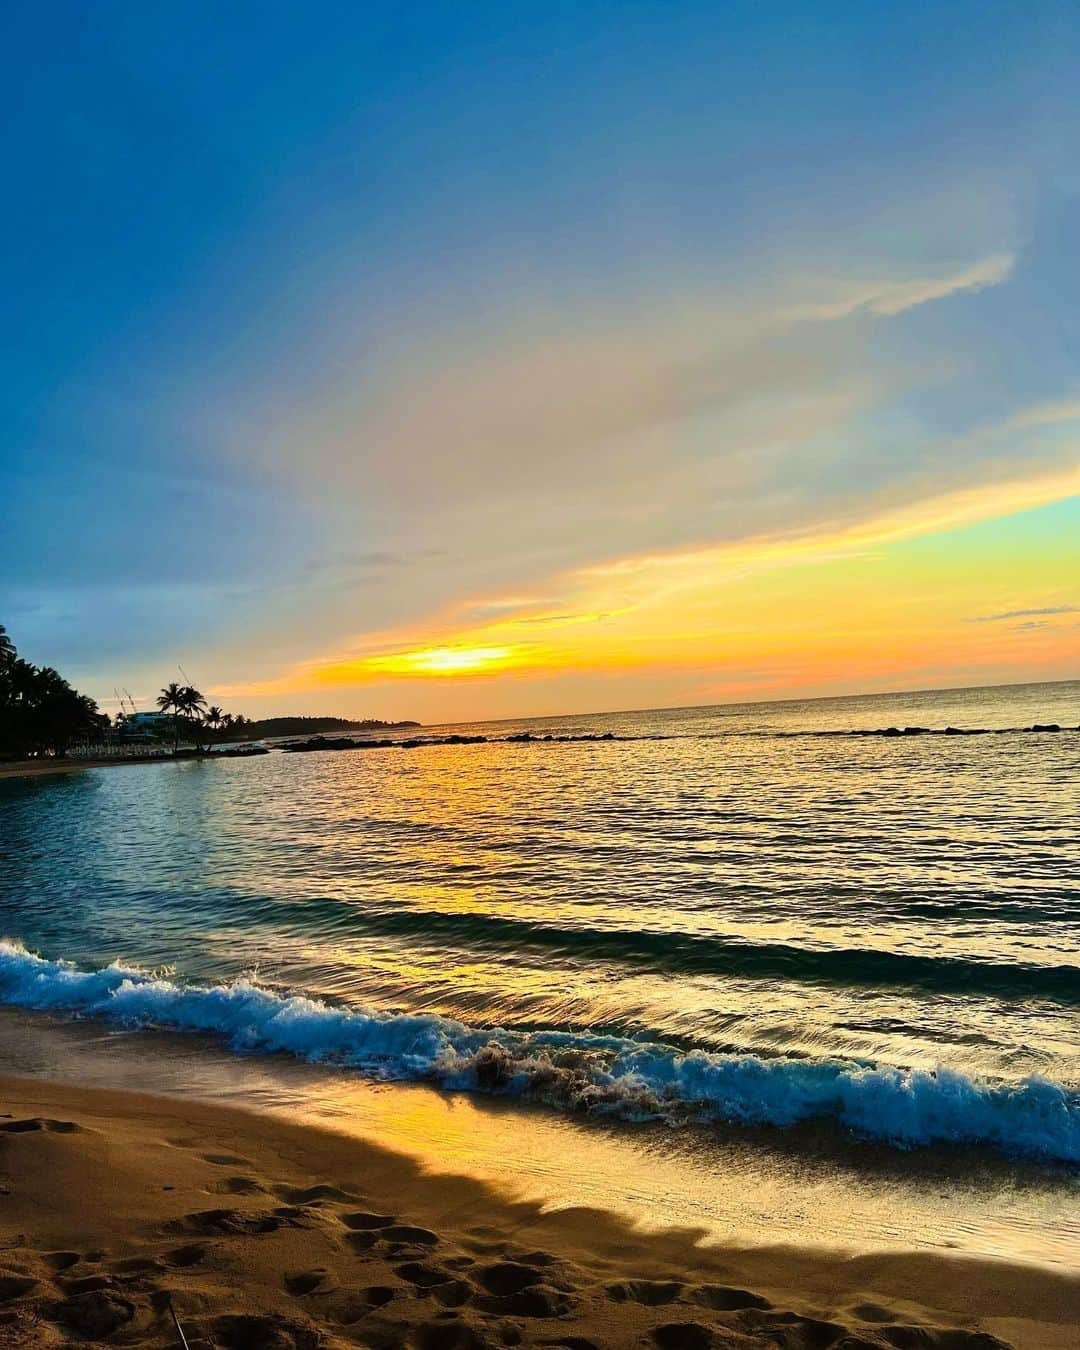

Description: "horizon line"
351 674 1080 733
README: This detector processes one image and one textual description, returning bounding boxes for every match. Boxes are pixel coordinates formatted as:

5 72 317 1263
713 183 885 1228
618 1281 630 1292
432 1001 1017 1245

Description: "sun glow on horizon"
338 645 518 679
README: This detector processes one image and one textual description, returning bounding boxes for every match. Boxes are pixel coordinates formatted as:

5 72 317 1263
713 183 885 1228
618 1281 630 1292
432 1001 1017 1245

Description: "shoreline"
0 1075 1075 1349
0 749 263 780
0 755 170 780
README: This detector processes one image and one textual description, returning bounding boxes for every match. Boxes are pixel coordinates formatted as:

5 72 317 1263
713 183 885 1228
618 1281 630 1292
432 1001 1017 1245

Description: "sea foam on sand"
1 940 1076 1164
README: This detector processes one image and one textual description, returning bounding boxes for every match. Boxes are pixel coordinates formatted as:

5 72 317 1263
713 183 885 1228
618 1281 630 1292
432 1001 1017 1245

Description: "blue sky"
2 3 1077 719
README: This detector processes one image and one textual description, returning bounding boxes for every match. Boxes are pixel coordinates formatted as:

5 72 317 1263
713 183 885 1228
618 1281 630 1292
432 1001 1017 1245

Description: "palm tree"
179 686 206 718
156 682 186 750
204 705 225 747
179 685 207 752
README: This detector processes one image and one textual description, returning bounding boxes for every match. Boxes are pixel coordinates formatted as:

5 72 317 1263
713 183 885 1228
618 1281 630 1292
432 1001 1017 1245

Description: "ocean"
1 680 1077 1262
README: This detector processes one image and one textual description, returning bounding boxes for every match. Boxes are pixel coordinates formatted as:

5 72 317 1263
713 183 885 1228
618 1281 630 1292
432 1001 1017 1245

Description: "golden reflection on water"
2 684 1077 1216
47 711 1076 1088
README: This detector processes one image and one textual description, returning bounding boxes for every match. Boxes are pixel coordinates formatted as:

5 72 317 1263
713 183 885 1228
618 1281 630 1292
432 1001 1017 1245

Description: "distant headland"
228 716 421 741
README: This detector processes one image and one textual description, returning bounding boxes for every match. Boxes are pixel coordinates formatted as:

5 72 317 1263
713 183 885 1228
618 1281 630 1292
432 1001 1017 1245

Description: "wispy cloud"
787 252 1015 321
998 399 1080 432
973 604 1078 623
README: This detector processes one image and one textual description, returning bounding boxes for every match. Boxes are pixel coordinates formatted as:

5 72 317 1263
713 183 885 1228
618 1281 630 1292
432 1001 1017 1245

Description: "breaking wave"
0 940 1075 1164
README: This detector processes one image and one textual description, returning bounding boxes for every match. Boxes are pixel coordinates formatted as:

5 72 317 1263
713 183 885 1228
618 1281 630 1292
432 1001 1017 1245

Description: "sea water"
1 681 1077 1259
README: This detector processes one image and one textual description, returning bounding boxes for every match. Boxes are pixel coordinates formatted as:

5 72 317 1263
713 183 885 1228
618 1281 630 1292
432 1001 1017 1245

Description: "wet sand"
0 1076 1074 1349
0 757 162 780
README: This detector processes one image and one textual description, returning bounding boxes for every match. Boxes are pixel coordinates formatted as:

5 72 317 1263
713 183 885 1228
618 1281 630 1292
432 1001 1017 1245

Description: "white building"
118 711 174 741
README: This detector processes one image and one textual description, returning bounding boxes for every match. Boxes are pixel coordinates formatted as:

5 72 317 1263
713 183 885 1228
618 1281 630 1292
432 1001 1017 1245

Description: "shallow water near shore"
1 681 1077 1263
1 1007 1076 1269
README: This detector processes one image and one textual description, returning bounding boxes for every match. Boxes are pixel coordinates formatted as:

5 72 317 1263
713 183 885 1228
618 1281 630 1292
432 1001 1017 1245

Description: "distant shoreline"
0 756 165 781
3 710 1078 780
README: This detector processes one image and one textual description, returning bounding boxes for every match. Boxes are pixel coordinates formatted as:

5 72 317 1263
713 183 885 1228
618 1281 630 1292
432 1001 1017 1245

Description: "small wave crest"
0 940 1075 1164
296 907 1080 1004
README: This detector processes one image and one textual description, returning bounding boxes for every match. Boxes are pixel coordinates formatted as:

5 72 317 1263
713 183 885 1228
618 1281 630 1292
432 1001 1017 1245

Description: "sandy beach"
0 758 161 780
0 1076 1074 1350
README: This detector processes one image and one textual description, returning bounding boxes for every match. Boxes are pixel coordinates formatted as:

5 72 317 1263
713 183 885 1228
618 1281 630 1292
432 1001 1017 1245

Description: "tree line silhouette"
2 623 396 762
0 624 108 758
0 625 247 760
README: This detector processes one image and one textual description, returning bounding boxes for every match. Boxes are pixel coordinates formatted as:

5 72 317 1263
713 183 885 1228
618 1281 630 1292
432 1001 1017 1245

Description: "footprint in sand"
380 1224 440 1246
41 1251 81 1272
59 1273 118 1296
58 1289 137 1339
850 1303 899 1324
410 1322 495 1350
275 1182 359 1205
210 1311 317 1348
394 1261 475 1305
690 1283 772 1311
476 1286 571 1319
109 1255 165 1277
168 1208 286 1237
396 1261 455 1289
470 1259 579 1319
283 1267 335 1296
478 1262 548 1297
0 1116 81 1134
431 1280 473 1309
331 1285 396 1325
879 1328 1011 1350
163 1243 208 1268
341 1210 395 1231
461 1226 506 1257
0 1272 38 1301
651 1325 716 1350
750 1311 849 1349
213 1175 266 1195
605 1278 684 1306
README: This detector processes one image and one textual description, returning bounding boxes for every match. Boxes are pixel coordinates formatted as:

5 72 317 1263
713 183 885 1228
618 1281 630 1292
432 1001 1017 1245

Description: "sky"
2 2 1078 723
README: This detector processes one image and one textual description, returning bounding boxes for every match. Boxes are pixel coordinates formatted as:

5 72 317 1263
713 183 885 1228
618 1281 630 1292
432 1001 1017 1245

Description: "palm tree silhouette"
156 683 208 752
204 705 225 748
180 685 207 752
156 682 186 750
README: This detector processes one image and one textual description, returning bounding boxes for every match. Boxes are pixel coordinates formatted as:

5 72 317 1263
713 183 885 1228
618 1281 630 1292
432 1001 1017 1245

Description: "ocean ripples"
1 680 1077 1159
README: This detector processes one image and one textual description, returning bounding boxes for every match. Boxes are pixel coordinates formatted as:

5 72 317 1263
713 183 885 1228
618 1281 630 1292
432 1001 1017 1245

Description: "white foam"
0 940 1075 1163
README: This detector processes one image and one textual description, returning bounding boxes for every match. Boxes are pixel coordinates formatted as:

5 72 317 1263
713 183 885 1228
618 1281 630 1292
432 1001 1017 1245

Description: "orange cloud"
213 461 1079 703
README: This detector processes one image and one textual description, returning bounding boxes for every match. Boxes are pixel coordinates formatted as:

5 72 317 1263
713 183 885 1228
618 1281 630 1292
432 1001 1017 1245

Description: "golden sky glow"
212 461 1079 717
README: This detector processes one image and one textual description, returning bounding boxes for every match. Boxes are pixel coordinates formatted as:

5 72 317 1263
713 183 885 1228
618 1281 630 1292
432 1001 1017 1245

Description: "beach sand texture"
0 1078 1074 1350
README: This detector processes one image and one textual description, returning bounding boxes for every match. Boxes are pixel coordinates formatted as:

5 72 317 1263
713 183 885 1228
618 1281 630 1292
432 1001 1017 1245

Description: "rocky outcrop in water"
280 731 621 753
